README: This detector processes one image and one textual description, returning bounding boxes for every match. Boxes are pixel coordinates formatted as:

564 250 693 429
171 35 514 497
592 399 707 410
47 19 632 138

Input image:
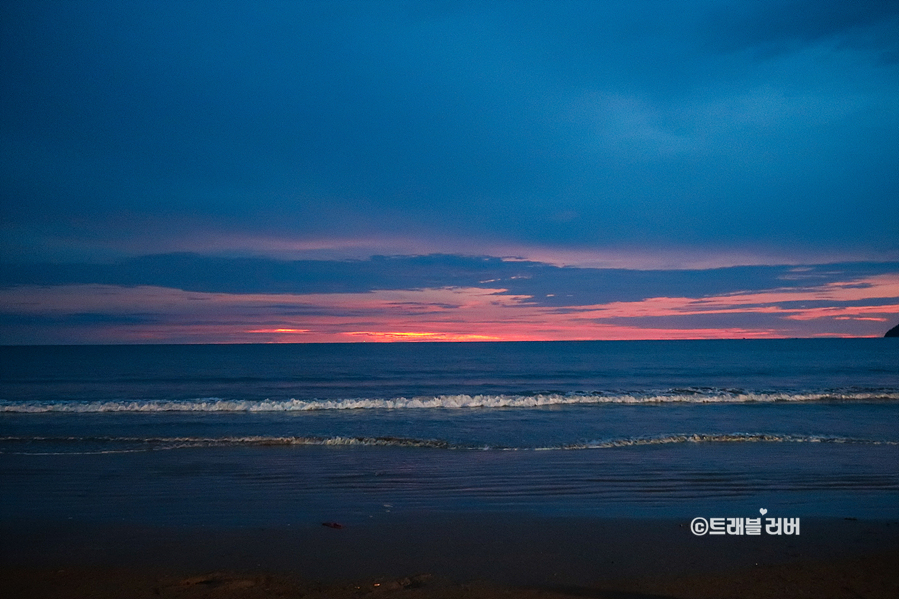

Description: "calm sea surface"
1 340 897 525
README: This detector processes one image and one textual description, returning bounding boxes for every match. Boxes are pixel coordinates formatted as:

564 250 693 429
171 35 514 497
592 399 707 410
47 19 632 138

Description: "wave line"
2 391 898 413
1 433 895 455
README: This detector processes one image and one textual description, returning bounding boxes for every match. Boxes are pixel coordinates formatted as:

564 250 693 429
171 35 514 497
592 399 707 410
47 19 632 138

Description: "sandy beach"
3 515 897 598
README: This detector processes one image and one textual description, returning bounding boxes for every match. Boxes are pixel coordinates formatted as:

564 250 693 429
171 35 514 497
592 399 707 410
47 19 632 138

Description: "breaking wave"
2 390 897 413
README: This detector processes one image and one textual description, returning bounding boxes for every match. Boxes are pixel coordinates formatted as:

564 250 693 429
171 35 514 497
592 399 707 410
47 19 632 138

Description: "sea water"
1 340 897 527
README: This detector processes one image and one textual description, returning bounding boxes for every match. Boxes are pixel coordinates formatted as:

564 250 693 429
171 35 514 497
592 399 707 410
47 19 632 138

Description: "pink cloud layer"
1 273 897 343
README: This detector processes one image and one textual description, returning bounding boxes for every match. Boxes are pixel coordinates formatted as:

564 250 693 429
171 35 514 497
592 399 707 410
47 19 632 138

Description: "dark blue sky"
1 1 897 342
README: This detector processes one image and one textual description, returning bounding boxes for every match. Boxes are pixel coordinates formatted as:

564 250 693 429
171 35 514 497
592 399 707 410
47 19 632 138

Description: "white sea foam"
2 390 897 413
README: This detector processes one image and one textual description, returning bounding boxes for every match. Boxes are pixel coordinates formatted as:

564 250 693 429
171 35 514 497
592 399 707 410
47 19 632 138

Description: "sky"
1 0 898 343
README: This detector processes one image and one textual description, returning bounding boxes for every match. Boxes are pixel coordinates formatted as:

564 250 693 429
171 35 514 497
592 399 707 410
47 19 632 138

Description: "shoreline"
3 514 897 597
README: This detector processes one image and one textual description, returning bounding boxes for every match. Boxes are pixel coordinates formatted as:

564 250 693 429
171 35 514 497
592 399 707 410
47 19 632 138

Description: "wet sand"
2 515 897 598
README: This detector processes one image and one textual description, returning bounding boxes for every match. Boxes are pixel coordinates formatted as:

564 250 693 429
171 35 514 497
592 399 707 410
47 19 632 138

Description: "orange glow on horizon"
343 331 502 342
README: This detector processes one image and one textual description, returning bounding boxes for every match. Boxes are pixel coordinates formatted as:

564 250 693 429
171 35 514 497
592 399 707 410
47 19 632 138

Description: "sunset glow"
2 268 896 343
344 332 502 342
1 2 897 344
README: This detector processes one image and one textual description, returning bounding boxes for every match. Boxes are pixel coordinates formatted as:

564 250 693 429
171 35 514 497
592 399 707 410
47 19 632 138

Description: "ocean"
2 339 898 529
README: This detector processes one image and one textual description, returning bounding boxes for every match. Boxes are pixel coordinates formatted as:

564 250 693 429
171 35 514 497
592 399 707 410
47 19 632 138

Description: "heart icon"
759 508 768 515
